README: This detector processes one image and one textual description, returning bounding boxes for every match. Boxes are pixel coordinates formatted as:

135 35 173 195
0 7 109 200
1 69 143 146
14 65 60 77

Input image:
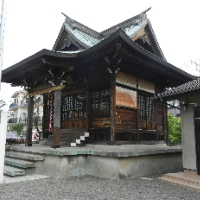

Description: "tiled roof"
56 8 150 52
153 77 200 99
64 23 102 47
63 17 147 51
123 20 147 37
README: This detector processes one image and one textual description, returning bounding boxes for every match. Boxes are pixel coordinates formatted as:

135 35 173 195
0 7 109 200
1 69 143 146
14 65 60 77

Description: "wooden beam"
26 96 34 146
52 89 62 148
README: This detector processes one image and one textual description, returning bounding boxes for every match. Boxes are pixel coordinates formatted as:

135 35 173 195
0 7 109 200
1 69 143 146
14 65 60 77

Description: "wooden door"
195 107 200 175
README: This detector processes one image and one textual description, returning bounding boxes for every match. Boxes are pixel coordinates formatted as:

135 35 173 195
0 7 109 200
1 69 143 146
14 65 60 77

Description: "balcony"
8 117 42 124
9 103 17 108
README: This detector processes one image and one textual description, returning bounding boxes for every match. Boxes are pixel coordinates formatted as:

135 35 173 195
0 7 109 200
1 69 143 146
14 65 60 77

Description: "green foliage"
9 124 24 136
168 114 181 146
0 99 6 110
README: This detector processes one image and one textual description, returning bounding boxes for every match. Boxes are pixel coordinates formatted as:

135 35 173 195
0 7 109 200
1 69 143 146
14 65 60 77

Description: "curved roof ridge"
62 13 102 39
100 7 151 36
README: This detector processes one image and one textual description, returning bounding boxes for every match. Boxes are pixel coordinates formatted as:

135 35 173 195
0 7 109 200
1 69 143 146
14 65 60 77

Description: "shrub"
8 124 24 136
6 137 25 145
168 113 181 146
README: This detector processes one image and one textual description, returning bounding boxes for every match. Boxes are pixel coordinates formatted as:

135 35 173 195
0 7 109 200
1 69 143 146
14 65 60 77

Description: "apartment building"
8 90 43 131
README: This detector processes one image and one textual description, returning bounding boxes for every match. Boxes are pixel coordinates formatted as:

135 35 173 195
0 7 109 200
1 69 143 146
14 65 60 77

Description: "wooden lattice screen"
62 94 87 121
90 89 110 113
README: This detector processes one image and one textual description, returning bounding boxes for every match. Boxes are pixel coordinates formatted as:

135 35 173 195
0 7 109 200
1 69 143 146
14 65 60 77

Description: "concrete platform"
6 143 182 180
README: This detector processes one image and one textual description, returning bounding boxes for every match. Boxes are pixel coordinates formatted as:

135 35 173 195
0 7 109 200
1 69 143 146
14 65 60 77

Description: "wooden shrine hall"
2 8 195 148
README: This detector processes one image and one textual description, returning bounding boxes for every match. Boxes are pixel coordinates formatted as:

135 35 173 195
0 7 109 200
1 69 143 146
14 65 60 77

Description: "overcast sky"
1 0 200 104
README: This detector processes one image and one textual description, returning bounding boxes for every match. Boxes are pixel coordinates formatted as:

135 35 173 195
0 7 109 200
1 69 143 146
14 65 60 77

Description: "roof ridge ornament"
61 12 76 29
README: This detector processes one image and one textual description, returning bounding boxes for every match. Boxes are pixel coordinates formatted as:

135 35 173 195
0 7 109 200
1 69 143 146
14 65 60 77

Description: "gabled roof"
52 8 166 60
2 28 195 86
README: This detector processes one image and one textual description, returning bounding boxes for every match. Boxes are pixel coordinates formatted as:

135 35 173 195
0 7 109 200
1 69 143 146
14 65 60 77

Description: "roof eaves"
2 49 77 75
119 30 195 80
80 28 194 81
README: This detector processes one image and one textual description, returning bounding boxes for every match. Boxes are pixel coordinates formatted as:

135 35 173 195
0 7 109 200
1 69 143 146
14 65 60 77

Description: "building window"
90 89 110 113
62 94 86 121
139 94 155 129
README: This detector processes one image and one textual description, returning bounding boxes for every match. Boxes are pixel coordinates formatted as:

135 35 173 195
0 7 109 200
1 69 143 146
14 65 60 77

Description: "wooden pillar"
110 73 116 141
163 102 168 145
136 109 140 141
155 100 158 141
26 96 34 146
136 77 139 141
85 90 89 132
52 89 61 148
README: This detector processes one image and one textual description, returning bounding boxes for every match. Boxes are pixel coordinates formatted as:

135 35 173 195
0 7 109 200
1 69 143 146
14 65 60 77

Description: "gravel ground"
0 171 199 200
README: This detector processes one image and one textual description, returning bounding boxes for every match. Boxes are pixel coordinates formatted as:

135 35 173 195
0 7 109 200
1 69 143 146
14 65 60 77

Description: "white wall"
0 111 8 183
181 104 196 170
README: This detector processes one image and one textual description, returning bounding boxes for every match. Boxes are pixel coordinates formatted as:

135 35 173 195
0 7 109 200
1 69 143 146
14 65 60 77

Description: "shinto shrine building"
2 8 194 148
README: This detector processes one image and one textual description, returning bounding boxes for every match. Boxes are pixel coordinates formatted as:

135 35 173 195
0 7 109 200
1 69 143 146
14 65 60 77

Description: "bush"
168 113 181 146
6 137 25 145
8 124 24 136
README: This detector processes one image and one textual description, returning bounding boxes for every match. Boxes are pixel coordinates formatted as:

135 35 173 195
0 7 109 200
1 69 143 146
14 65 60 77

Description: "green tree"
9 124 24 136
168 113 181 146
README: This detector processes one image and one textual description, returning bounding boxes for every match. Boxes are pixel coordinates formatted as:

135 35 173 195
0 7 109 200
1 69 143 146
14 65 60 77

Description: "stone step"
158 176 200 192
5 157 36 169
162 172 200 186
4 165 25 177
5 152 45 161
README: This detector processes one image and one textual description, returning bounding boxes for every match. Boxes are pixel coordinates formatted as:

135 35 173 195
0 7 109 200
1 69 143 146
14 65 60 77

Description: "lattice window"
62 94 86 121
139 94 154 122
139 94 146 120
147 96 154 122
90 89 110 112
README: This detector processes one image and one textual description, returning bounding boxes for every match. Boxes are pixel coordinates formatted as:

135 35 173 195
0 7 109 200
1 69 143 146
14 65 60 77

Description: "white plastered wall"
181 104 196 170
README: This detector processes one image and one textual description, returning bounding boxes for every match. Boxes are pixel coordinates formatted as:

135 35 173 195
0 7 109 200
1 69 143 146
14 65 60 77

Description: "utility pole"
0 0 7 184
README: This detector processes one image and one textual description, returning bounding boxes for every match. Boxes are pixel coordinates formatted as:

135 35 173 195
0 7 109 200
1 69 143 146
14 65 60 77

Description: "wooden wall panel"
89 70 110 90
116 108 137 129
89 117 110 128
116 72 137 88
116 86 137 109
138 79 155 94
156 101 164 131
